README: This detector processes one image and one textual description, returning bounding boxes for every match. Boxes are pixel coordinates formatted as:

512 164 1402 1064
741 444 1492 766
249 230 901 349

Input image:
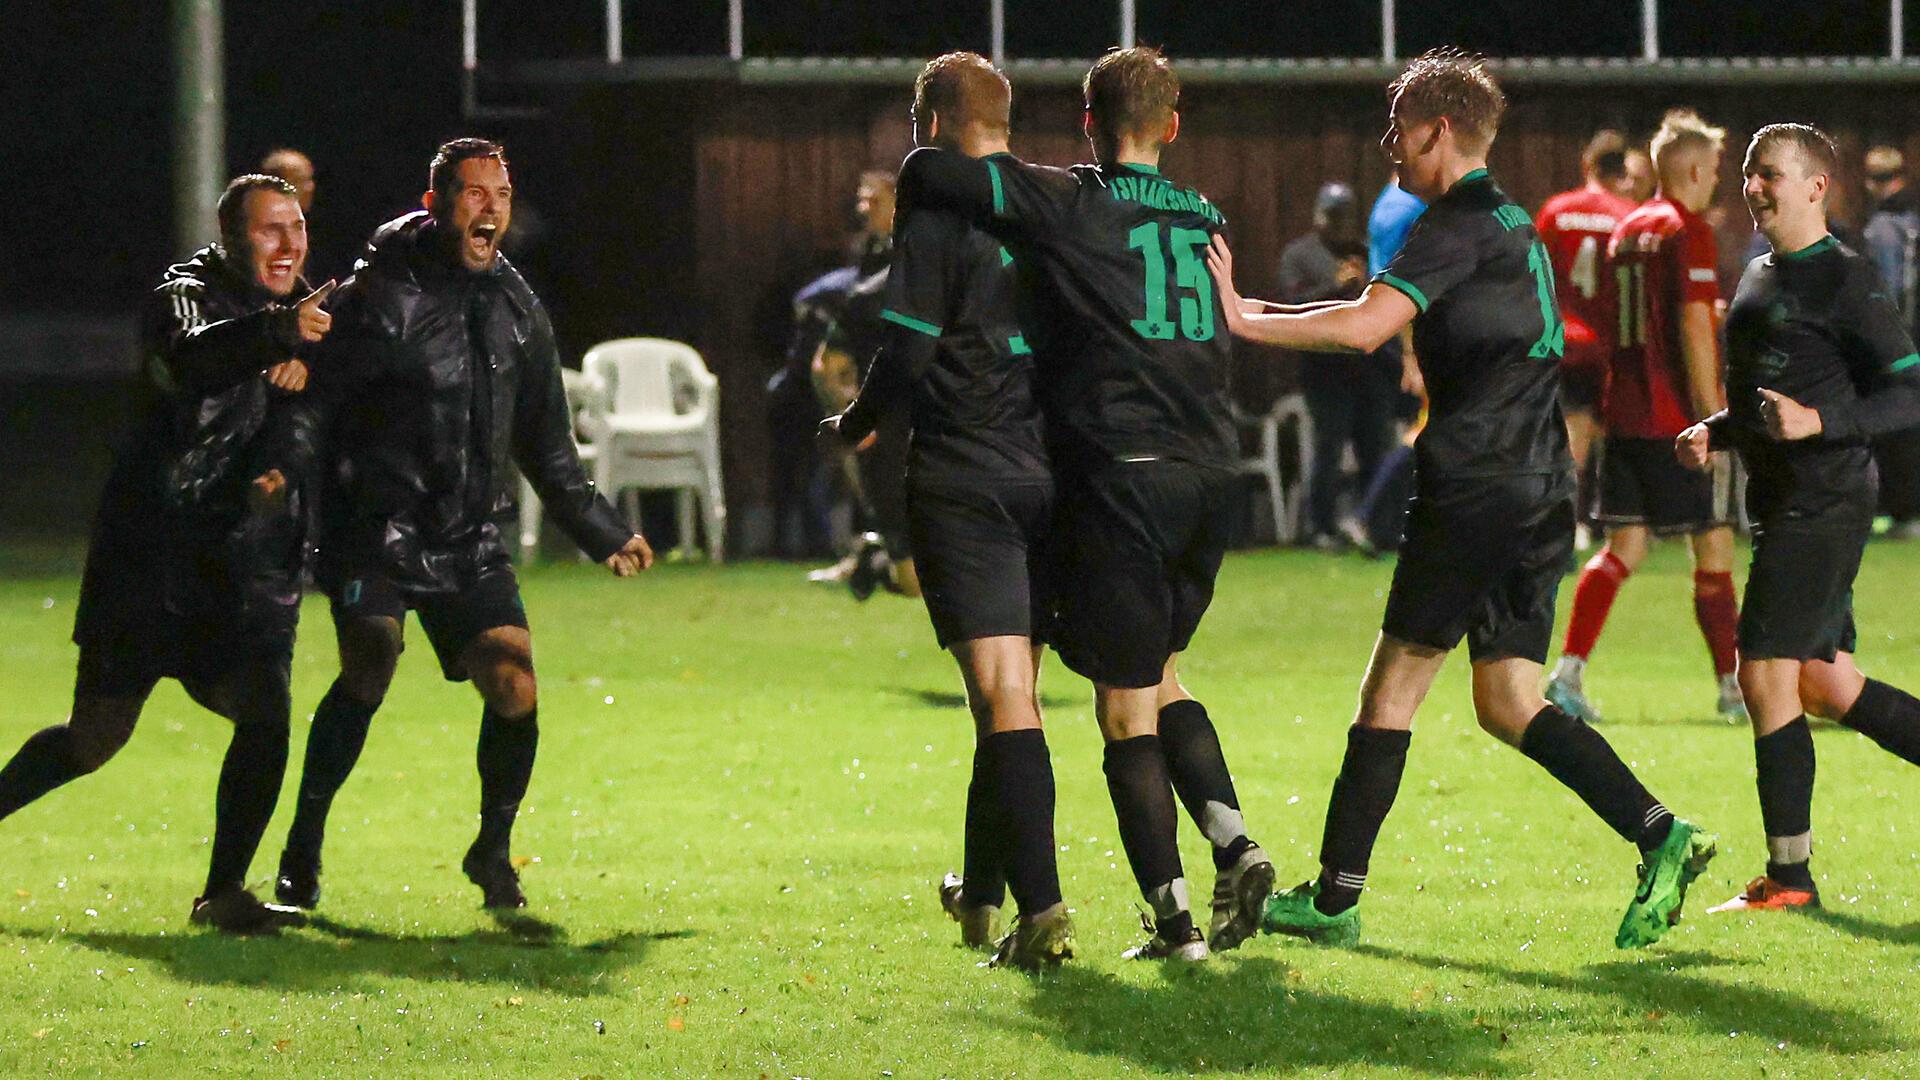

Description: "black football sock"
984 729 1062 915
1754 718 1816 890
473 707 538 862
1840 679 1920 766
1315 725 1411 916
205 715 290 897
283 680 380 863
959 744 1008 910
1159 699 1257 872
1103 735 1193 939
0 727 88 821
1519 706 1674 853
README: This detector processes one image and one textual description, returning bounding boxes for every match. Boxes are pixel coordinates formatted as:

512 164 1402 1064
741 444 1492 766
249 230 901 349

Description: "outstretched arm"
1208 235 1415 354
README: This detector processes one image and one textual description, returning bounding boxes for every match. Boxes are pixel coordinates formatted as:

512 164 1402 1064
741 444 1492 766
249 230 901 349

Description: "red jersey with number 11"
1535 185 1636 373
1604 195 1721 438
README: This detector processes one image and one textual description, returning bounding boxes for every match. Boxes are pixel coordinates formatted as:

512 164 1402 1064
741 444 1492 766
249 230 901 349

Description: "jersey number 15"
1128 222 1215 342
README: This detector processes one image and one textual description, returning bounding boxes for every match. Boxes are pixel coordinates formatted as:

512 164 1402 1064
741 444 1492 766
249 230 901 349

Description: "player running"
1209 49 1714 950
899 46 1273 962
0 175 328 933
1535 129 1642 541
270 140 653 912
1548 110 1744 725
825 52 1072 969
1677 124 1920 913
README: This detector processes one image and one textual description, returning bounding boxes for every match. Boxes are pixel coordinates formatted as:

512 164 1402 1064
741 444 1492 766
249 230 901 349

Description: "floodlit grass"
0 541 1918 1077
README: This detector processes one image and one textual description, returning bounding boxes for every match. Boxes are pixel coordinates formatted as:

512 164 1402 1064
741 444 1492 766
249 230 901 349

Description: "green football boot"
1615 818 1718 949
1260 879 1361 947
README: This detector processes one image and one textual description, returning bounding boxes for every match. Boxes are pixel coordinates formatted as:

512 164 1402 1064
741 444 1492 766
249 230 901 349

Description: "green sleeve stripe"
986 159 1005 217
1377 273 1430 313
880 309 942 337
1891 353 1920 373
1007 334 1031 355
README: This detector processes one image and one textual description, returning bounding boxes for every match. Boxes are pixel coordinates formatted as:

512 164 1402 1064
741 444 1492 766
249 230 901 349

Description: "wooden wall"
547 78 1920 549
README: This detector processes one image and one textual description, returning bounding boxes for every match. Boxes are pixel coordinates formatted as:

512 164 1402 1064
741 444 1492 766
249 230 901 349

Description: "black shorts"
1738 513 1869 662
1052 461 1234 689
74 620 295 700
1382 474 1574 663
1595 437 1732 535
329 565 529 681
908 479 1055 649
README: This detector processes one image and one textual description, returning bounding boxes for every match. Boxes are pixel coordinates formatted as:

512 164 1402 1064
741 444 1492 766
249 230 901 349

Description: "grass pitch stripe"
880 309 942 338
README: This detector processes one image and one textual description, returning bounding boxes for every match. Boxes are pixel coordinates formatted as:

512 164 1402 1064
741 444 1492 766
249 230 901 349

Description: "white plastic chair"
583 337 726 562
519 366 605 557
1235 393 1312 545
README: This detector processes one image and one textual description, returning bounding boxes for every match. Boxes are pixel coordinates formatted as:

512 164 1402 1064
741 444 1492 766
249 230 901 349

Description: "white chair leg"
518 476 542 559
704 453 726 563
675 488 697 560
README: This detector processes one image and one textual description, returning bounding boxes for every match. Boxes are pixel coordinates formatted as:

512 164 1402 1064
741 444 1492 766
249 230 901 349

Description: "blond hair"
1649 109 1725 172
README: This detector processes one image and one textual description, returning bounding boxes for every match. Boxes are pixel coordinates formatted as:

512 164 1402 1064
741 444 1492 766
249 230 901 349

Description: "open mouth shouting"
467 219 501 264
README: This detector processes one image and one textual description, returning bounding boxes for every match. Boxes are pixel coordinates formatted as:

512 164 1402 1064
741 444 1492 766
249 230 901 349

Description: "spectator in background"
853 170 897 275
261 147 350 281
1863 144 1920 537
1281 182 1397 548
1333 173 1431 554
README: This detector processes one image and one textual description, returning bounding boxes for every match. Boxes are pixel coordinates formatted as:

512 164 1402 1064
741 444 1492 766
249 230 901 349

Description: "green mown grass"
0 541 1917 1077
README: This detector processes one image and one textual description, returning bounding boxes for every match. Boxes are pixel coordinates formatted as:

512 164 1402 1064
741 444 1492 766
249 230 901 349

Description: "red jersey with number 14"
1535 185 1637 374
1604 196 1721 438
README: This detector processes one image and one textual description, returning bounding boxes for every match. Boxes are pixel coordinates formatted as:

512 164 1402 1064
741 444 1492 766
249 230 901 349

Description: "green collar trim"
1119 162 1162 176
1453 168 1490 189
1779 234 1838 262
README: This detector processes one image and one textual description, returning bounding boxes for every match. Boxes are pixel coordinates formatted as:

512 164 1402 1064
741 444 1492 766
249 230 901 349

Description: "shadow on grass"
27 915 696 998
1806 907 1920 947
887 686 1081 711
1361 944 1898 1054
1001 956 1508 1076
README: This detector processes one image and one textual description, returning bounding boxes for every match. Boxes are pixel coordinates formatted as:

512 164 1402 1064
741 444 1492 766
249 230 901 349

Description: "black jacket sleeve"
145 277 301 395
511 302 633 561
255 278 378 485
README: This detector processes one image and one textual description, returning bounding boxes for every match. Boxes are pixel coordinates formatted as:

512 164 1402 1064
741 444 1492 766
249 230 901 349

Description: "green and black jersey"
840 203 1048 485
1712 236 1920 521
1374 169 1572 484
898 147 1235 475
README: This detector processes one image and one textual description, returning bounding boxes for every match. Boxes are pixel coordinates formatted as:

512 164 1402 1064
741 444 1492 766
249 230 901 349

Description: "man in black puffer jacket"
271 139 653 911
0 174 332 933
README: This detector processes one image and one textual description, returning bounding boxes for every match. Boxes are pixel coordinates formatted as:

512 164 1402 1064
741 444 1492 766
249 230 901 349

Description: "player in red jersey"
1536 129 1644 544
1548 110 1743 724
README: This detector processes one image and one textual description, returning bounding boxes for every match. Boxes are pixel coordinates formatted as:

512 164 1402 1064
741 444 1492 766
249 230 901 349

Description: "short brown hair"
913 51 1010 134
216 173 299 253
1083 46 1179 142
429 138 509 206
1581 130 1630 180
1388 48 1506 150
1750 123 1839 180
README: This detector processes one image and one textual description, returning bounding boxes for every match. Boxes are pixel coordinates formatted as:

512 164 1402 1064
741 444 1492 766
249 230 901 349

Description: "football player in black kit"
1210 50 1712 950
0 174 331 932
270 140 653 911
827 52 1072 969
1676 124 1920 915
899 47 1272 963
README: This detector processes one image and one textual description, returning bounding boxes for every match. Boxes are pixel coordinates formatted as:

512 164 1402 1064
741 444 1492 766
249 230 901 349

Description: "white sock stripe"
1332 872 1367 888
1645 805 1672 827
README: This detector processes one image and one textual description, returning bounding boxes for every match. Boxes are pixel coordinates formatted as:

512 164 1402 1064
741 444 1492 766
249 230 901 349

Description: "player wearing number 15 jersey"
900 46 1272 964
1210 49 1712 950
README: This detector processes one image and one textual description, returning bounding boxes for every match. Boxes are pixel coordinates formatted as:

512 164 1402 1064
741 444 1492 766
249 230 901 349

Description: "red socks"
1563 550 1631 661
1693 570 1739 678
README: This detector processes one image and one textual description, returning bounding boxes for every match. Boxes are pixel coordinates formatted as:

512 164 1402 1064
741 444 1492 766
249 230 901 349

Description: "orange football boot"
1707 875 1819 914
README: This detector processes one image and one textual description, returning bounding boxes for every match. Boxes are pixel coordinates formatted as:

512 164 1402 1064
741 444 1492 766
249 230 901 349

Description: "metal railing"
462 0 1920 111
